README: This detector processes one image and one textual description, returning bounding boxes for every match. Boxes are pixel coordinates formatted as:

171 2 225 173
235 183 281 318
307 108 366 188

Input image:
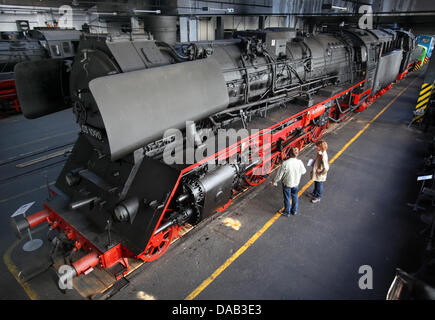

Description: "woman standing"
310 140 329 203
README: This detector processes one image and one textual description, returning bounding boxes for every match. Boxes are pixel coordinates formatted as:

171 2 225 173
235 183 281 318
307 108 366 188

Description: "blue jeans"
313 181 324 200
283 185 298 214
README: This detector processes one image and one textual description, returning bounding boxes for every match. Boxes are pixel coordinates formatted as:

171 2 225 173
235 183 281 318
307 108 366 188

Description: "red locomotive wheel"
295 139 304 151
311 124 327 142
282 140 304 160
245 173 266 186
140 226 175 262
217 198 232 212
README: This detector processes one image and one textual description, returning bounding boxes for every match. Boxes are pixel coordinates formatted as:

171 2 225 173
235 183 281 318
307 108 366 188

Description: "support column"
131 16 140 33
259 16 265 30
216 16 224 39
180 17 197 42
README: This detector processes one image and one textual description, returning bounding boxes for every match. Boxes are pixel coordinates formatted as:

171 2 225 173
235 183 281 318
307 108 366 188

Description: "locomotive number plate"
81 124 103 141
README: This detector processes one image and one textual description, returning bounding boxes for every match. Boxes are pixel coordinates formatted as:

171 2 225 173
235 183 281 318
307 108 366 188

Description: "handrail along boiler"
11 27 420 280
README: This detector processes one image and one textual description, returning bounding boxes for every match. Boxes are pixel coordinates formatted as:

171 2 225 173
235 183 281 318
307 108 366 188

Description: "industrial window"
51 44 61 56
63 42 71 54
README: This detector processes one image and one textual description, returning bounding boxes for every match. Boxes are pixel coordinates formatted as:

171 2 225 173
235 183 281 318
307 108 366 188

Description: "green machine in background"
414 45 428 71
410 50 435 126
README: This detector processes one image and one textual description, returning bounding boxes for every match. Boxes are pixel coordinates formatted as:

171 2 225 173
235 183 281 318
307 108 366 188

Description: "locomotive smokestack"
143 16 177 45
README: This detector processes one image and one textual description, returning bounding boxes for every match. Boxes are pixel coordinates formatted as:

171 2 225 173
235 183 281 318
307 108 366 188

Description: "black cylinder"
10 218 29 238
69 197 99 210
143 16 177 45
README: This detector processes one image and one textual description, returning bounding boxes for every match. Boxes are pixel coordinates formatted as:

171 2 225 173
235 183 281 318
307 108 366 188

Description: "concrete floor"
0 70 429 299
0 109 79 299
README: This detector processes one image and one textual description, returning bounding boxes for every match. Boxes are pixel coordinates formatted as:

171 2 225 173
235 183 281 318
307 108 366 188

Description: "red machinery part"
304 104 326 126
0 79 20 116
309 104 327 119
397 70 408 81
355 102 368 113
71 251 100 276
352 88 372 105
26 209 50 228
138 225 177 262
11 209 50 237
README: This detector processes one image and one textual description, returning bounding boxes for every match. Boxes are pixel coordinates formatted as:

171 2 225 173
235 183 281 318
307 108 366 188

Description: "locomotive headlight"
114 205 129 222
113 198 139 224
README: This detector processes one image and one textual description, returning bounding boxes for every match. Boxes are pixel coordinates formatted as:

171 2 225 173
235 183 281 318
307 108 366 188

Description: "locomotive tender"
0 28 81 72
11 27 419 281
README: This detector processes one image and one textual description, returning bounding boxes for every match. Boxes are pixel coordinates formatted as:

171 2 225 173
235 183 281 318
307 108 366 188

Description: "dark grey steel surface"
197 164 237 219
89 58 229 160
14 59 69 119
210 32 352 108
0 38 47 73
29 29 81 59
105 35 169 73
143 16 177 45
374 50 403 92
45 196 122 253
30 29 81 41
54 134 182 255
423 53 435 84
106 40 146 72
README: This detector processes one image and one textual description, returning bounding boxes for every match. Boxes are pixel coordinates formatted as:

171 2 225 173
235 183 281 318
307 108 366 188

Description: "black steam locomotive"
11 27 420 281
0 28 80 116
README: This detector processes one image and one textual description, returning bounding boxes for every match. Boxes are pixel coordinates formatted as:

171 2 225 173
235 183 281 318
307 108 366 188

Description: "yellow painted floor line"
3 225 46 300
2 181 55 300
185 79 417 300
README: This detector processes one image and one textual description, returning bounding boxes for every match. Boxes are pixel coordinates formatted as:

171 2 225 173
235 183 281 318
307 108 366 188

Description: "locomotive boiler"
11 27 419 282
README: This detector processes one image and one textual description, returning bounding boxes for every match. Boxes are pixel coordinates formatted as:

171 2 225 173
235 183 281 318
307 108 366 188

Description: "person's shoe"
291 212 297 216
311 198 320 203
278 208 290 217
305 193 315 199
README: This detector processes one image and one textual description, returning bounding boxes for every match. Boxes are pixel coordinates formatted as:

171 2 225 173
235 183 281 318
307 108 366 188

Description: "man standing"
272 147 306 216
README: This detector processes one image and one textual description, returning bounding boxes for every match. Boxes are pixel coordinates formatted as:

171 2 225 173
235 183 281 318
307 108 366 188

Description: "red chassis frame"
396 62 415 81
0 78 20 117
20 77 398 280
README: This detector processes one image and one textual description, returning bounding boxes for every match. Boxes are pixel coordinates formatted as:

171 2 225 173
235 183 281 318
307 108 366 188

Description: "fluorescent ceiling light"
332 5 349 12
133 9 161 14
202 7 234 13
